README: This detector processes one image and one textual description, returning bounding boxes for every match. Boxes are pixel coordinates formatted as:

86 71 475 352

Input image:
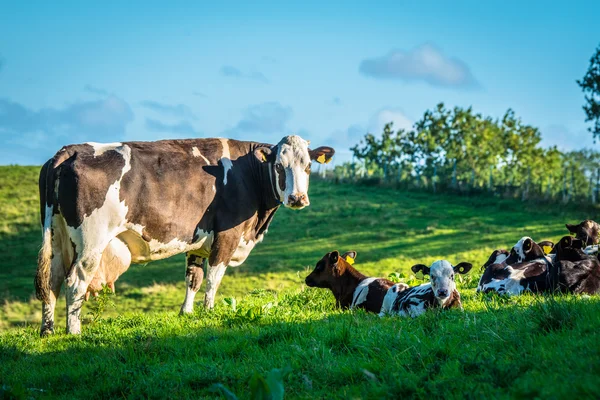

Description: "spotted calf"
477 237 554 295
380 260 472 318
304 251 408 313
566 219 600 246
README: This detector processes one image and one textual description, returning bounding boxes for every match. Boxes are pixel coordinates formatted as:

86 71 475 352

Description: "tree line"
333 103 600 203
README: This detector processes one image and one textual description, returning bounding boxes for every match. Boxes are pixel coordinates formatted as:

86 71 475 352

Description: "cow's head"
505 237 545 264
481 249 510 271
305 250 356 288
254 135 334 209
566 220 600 246
411 260 472 303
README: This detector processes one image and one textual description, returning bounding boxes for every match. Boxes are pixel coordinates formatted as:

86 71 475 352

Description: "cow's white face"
512 236 532 263
429 260 456 302
274 136 312 209
254 135 334 209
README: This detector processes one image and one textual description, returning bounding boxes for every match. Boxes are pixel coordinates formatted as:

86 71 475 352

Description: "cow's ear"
254 145 274 163
523 238 533 253
566 223 578 234
329 251 340 265
411 264 430 276
309 146 335 164
341 251 357 265
454 262 473 275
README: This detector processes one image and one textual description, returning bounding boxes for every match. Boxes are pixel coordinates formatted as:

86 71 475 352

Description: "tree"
577 44 600 140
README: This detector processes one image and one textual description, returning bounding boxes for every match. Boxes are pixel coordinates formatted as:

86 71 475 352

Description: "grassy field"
1 165 600 399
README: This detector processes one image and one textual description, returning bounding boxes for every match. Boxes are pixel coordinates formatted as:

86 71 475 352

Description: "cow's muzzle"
287 193 310 209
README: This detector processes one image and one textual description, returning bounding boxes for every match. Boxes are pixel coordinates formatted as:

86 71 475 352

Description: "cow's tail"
35 160 55 303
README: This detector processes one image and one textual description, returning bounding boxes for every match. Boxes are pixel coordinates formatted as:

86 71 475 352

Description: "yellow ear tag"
542 245 553 255
317 154 326 163
345 256 355 265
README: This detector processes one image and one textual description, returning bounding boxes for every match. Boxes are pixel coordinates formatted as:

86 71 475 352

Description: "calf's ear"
411 264 430 276
341 251 357 265
329 251 340 265
454 262 473 274
309 146 335 164
254 145 275 163
566 223 578 234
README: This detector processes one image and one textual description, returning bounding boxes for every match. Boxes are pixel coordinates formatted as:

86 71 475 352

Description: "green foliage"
578 44 600 139
349 103 600 201
87 285 116 323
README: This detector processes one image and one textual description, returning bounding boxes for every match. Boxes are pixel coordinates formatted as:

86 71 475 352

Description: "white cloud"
359 43 478 88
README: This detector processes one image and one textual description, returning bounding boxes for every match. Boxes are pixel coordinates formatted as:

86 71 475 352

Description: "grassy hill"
1 165 599 399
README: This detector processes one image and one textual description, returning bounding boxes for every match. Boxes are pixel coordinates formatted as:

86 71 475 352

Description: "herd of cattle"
32 135 600 336
305 219 600 317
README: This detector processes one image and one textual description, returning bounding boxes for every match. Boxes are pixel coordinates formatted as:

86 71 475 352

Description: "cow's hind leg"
180 254 205 315
40 252 66 336
65 252 103 334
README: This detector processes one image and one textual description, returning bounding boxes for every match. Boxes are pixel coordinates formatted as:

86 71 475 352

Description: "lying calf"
85 238 131 301
380 260 473 317
553 235 600 295
566 219 600 246
477 237 554 295
304 250 408 313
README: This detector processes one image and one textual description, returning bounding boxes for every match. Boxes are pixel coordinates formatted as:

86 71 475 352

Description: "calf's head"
505 237 545 264
411 260 473 302
305 250 357 288
254 135 335 209
566 220 600 246
482 249 510 271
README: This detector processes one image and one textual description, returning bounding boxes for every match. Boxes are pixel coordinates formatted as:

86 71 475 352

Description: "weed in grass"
87 285 116 323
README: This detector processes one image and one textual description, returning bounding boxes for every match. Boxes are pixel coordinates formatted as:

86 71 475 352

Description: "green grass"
1 165 599 399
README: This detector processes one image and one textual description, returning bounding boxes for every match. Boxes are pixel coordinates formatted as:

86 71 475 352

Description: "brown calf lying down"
85 238 131 301
304 250 408 313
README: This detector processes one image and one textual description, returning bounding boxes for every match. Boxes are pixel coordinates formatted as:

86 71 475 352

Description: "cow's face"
305 250 356 288
566 220 600 246
255 135 334 209
412 260 472 302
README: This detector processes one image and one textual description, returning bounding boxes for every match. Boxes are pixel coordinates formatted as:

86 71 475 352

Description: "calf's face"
505 237 545 264
411 260 472 302
305 250 356 288
255 135 334 209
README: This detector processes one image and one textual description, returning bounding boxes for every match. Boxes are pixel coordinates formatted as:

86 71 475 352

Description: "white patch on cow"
204 262 227 309
494 252 509 265
219 138 233 185
229 236 256 267
67 145 132 258
351 278 377 308
584 245 599 255
381 283 432 317
478 265 527 295
380 283 403 316
122 223 214 262
512 237 532 262
192 146 211 164
86 142 123 157
274 135 311 208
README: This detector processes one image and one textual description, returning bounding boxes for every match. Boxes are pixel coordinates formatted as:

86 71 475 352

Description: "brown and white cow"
304 251 407 313
380 260 472 317
35 135 334 335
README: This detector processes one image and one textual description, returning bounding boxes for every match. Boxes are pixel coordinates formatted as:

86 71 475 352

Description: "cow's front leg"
204 262 228 309
180 254 205 315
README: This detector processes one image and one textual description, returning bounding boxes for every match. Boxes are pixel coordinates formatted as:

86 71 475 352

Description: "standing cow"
35 135 334 335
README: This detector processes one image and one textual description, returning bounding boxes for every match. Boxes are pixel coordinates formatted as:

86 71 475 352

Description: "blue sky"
0 0 599 165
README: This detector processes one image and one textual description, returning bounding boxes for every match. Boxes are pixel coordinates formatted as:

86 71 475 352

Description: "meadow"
1 165 599 399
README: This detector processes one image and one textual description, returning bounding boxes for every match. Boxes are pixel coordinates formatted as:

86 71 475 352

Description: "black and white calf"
380 260 473 317
553 236 600 295
477 237 554 295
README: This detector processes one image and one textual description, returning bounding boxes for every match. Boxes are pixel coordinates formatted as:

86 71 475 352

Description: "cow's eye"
275 163 284 172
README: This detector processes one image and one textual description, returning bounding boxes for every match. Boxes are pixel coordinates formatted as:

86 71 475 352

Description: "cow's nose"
305 277 315 287
288 193 309 208
437 289 449 298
